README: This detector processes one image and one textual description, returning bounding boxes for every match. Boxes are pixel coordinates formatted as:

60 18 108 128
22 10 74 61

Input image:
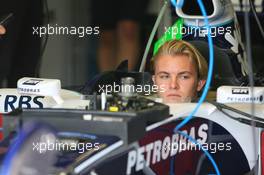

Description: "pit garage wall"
40 0 92 87
38 0 164 88
38 0 264 88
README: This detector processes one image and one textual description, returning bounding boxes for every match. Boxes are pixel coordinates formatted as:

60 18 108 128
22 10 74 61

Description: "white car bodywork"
0 77 263 174
0 77 90 114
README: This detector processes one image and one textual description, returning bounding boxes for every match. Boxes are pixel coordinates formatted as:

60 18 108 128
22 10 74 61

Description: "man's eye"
159 75 169 79
180 75 190 79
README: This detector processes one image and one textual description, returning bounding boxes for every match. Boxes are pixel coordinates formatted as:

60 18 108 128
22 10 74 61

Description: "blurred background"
0 0 263 88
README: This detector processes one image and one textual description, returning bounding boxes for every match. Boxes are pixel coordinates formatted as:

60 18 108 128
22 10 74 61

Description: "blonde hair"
151 40 208 80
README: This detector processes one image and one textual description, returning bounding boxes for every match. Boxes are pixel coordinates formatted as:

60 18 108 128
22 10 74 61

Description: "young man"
0 25 5 35
152 40 208 103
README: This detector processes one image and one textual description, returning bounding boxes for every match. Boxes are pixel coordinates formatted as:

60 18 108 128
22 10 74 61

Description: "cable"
176 131 221 175
174 0 214 131
168 0 217 174
150 126 219 174
208 101 264 128
244 0 258 167
143 0 216 173
208 101 264 122
249 0 264 39
139 0 169 72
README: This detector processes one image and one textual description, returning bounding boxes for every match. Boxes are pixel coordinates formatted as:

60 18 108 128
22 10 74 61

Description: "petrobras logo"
231 88 249 95
226 96 264 103
126 123 232 174
217 86 264 103
18 87 40 93
126 124 208 175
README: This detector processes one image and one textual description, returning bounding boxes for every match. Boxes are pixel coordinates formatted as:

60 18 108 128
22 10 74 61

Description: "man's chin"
163 96 191 103
164 97 182 103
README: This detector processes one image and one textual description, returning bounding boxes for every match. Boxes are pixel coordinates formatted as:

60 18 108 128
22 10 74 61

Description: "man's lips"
167 94 181 97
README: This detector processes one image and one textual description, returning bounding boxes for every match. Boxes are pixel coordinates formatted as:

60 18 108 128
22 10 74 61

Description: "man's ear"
197 79 206 92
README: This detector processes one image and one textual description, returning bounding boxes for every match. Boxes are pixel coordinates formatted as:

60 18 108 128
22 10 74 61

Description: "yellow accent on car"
109 106 119 112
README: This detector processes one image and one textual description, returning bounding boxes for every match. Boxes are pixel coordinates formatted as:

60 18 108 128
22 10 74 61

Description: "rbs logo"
4 95 44 112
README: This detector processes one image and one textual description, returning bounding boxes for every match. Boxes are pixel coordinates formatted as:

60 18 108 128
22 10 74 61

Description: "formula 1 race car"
0 76 264 175
0 0 264 175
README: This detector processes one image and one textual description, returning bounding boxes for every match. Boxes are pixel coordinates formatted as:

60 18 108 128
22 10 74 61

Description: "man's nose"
170 77 179 89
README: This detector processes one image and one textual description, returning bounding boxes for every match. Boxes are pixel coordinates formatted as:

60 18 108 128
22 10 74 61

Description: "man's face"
153 54 205 103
